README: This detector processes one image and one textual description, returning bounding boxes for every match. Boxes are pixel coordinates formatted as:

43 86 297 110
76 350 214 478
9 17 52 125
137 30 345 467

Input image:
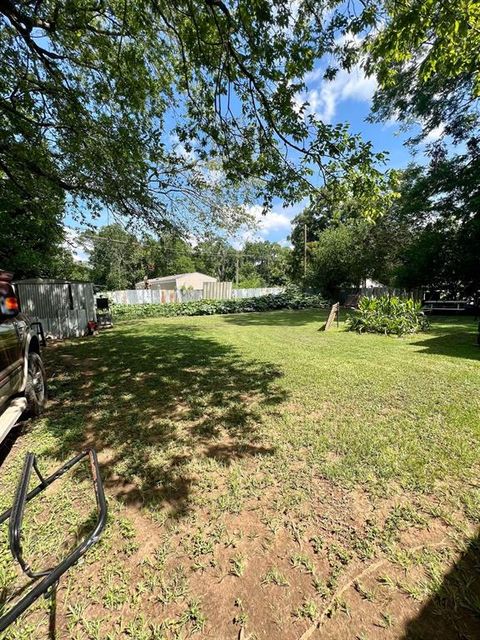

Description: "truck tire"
25 352 47 417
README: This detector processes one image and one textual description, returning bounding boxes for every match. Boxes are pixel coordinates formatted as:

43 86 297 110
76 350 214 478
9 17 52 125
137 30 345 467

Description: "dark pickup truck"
0 271 46 445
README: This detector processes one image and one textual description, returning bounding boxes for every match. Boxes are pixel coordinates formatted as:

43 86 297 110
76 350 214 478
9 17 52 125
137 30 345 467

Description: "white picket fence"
107 286 285 305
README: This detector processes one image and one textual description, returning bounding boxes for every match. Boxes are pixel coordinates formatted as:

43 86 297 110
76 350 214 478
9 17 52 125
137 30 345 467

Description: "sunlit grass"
0 310 479 638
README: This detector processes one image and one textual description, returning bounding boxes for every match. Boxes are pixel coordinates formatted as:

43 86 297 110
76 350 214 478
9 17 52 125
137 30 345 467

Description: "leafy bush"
112 290 328 321
346 295 429 336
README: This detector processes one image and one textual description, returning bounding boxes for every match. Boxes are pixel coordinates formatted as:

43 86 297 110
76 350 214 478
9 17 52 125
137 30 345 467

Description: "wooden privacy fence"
203 281 233 300
107 285 285 305
341 287 424 302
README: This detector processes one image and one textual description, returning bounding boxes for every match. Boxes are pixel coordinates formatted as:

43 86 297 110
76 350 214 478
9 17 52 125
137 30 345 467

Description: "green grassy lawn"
0 309 479 639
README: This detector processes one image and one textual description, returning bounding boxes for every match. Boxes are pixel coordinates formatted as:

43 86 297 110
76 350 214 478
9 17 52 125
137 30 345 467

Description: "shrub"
346 295 429 336
111 290 328 321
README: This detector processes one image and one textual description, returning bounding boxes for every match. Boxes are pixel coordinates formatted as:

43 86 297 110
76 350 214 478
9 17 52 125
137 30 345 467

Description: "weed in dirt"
179 598 207 633
309 535 324 554
82 617 103 640
66 601 87 627
233 598 249 627
156 566 189 605
354 581 376 602
262 567 289 587
291 552 315 574
377 611 395 628
377 574 397 589
295 599 318 621
312 575 330 598
229 554 247 577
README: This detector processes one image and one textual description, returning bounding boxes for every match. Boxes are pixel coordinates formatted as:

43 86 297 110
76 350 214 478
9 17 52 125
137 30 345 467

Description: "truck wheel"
25 352 47 417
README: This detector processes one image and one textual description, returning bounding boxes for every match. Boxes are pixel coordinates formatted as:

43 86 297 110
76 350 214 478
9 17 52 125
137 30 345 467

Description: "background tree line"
290 155 480 300
75 225 291 291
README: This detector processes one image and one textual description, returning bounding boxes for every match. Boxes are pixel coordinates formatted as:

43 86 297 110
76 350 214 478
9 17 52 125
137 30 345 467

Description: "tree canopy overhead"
365 0 480 143
0 0 397 237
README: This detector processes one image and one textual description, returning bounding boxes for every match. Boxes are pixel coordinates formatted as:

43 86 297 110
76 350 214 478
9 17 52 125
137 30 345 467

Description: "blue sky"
67 56 440 259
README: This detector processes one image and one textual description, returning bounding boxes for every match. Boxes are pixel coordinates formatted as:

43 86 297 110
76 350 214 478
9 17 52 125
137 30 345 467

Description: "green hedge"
346 295 429 336
112 291 328 320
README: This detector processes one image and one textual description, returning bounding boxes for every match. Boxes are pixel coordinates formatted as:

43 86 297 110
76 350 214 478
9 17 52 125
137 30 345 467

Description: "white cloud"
424 124 445 143
296 64 377 123
169 132 196 162
382 110 401 129
294 33 376 123
63 226 89 262
249 204 292 234
230 202 303 248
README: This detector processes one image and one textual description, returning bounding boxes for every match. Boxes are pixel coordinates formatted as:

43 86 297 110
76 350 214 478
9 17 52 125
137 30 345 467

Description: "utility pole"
235 251 240 286
304 223 307 278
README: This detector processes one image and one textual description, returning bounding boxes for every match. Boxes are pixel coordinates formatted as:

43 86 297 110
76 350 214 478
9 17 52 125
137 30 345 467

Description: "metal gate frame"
0 449 107 632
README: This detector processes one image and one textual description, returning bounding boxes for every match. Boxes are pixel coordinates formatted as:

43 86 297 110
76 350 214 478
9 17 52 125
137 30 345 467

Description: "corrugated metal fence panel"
15 282 70 318
15 281 94 339
71 282 85 309
232 287 285 299
356 287 410 298
86 283 97 321
203 281 233 300
38 309 88 339
107 286 286 304
71 282 96 321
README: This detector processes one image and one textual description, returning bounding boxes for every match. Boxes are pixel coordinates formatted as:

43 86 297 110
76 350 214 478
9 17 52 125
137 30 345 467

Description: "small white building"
136 272 217 291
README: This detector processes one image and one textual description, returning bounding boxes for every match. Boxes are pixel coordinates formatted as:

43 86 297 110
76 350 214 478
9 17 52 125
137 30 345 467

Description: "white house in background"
364 278 385 288
135 272 217 291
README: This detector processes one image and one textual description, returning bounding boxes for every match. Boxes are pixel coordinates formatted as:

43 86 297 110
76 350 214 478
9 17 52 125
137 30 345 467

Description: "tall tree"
364 0 480 143
289 193 341 281
388 160 480 296
305 221 380 299
349 0 480 297
239 241 291 286
290 170 401 284
193 237 237 281
85 224 145 290
0 133 69 278
141 234 196 279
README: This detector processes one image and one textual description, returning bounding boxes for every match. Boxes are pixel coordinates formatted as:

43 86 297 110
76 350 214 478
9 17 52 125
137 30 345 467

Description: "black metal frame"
0 449 107 632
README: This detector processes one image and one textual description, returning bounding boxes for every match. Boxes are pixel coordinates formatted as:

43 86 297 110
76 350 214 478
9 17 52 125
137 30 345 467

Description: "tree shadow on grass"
42 324 286 517
410 317 480 362
402 531 480 640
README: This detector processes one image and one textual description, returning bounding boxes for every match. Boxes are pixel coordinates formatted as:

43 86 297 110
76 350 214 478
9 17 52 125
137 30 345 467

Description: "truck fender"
19 334 40 393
